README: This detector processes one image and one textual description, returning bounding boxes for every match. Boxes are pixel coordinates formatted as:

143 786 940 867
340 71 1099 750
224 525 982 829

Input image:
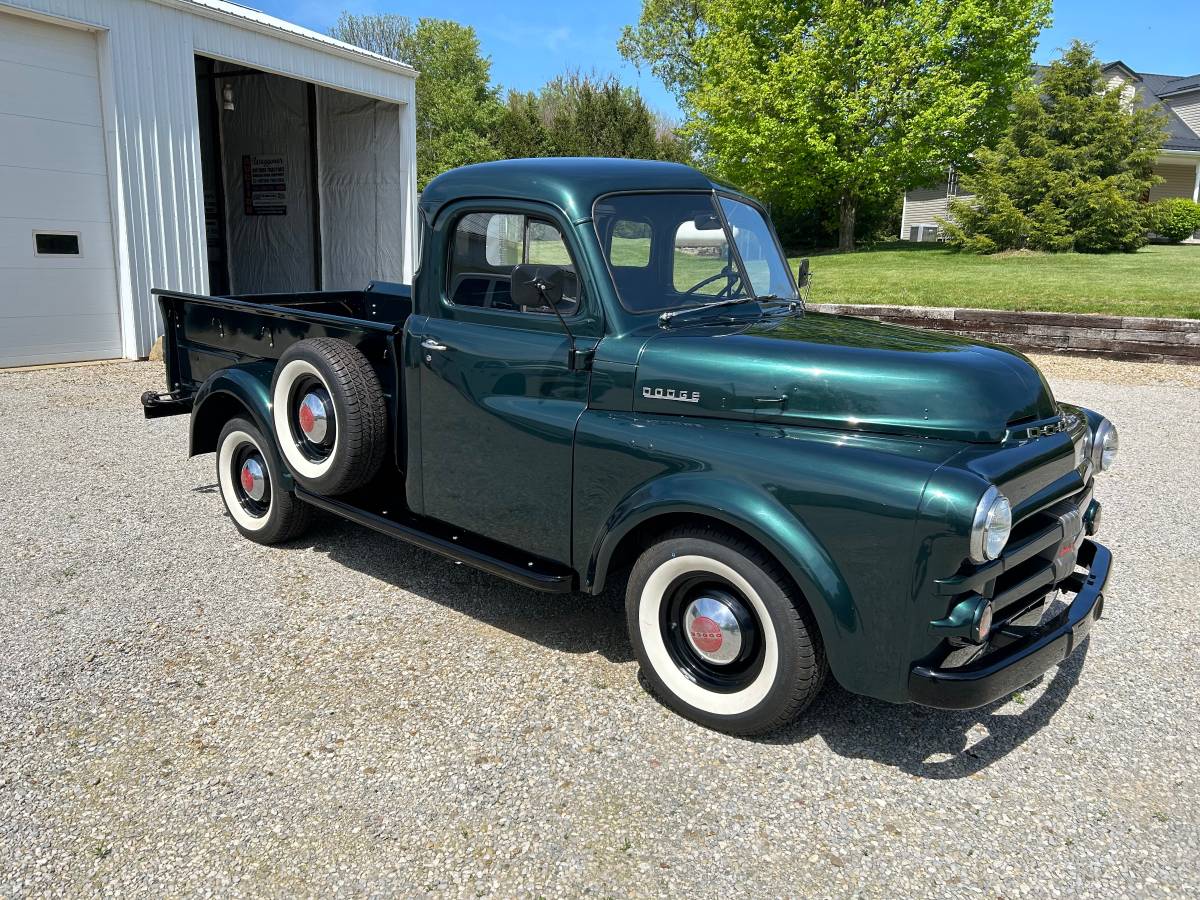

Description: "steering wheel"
682 264 744 299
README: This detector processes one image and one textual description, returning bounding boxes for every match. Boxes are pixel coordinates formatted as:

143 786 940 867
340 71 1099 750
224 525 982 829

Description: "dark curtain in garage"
316 88 405 290
218 67 316 294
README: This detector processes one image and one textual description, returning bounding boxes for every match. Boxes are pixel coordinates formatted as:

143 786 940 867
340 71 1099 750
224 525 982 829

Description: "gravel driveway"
1 355 1197 897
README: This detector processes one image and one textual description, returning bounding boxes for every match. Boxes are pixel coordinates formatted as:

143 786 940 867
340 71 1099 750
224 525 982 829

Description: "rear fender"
588 474 859 679
188 364 288 484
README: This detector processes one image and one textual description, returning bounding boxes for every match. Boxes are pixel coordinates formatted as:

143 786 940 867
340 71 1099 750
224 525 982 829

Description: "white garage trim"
157 0 417 81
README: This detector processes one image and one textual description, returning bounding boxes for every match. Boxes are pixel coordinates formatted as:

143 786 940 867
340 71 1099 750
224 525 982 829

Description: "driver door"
410 206 593 565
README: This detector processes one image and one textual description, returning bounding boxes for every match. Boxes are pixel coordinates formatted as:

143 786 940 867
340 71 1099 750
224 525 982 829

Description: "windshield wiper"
756 294 805 315
659 295 761 327
659 294 801 327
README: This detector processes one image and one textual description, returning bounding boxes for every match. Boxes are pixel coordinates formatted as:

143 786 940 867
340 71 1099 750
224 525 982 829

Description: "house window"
946 167 960 198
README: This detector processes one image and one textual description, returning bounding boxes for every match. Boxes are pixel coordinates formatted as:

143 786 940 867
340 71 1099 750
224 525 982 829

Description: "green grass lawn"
792 242 1200 319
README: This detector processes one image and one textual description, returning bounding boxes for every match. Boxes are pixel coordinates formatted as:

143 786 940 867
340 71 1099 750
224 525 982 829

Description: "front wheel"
216 417 312 545
626 528 827 736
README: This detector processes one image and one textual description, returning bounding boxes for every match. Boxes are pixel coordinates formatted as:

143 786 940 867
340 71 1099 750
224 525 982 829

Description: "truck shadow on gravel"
763 641 1090 779
297 513 636 663
294 512 1089 781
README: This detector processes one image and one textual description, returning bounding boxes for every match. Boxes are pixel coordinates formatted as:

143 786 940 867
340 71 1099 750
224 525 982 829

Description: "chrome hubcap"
298 391 330 444
683 595 743 665
239 457 267 502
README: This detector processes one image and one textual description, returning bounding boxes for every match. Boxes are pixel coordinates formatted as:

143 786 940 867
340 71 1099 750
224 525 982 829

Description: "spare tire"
271 337 386 495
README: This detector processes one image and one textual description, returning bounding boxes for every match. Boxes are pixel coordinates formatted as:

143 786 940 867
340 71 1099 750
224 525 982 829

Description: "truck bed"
224 282 413 325
151 281 412 392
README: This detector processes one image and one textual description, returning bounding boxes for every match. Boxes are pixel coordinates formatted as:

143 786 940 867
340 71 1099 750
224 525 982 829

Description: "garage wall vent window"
222 83 235 111
34 232 81 256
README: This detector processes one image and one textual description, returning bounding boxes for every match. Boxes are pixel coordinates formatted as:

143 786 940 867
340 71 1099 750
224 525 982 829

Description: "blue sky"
262 0 1200 119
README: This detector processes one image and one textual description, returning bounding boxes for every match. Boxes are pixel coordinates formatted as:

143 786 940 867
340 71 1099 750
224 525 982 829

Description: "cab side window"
447 212 580 315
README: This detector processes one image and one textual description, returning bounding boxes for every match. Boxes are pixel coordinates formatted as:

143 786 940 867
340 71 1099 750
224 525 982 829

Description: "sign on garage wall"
243 155 286 215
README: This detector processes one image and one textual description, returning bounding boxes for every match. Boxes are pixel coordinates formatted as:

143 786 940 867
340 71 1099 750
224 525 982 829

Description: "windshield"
594 192 798 315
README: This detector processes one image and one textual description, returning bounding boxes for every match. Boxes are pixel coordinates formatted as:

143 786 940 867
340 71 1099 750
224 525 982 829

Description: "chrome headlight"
970 486 1012 563
1091 419 1118 472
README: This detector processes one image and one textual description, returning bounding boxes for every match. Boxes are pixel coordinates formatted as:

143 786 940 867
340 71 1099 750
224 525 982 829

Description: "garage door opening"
195 57 406 296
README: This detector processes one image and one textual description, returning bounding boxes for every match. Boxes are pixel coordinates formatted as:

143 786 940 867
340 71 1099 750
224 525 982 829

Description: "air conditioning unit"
908 224 940 242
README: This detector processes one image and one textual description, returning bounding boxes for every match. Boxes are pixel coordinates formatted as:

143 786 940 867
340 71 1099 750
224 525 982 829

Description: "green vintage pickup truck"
144 158 1116 735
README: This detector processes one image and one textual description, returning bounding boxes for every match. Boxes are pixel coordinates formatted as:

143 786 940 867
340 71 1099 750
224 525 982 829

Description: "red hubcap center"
240 465 256 492
689 615 723 654
298 403 316 434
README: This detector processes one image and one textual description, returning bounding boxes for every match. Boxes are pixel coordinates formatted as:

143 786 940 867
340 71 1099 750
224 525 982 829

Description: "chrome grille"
937 481 1094 623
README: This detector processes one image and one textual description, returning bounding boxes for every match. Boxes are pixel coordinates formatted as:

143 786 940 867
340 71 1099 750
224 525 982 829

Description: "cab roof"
419 157 743 223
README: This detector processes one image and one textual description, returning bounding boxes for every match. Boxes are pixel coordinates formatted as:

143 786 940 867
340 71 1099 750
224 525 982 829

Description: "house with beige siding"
900 61 1200 243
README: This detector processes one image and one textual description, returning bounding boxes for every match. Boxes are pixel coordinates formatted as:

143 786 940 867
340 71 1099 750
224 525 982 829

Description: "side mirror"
511 264 565 310
796 257 810 288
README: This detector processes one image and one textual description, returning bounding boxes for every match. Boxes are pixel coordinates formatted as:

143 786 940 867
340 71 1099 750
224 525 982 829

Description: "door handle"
421 338 448 351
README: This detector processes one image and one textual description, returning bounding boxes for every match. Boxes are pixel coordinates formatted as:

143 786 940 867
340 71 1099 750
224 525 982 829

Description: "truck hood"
633 311 1058 442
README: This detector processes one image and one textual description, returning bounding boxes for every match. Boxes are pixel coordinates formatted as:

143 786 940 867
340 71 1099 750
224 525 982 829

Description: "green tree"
330 13 502 187
492 91 552 160
492 71 689 162
943 42 1165 253
618 0 706 99
620 0 1050 251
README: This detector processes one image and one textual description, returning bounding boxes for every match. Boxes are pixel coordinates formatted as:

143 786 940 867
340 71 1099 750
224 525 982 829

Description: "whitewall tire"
270 338 386 496
272 358 340 482
626 528 827 736
216 417 312 545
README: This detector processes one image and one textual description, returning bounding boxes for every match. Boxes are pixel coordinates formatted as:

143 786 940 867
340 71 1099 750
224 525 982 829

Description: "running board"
294 488 576 593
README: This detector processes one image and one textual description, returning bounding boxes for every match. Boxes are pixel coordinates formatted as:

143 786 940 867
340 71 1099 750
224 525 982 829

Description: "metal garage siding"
184 3 415 104
0 0 416 358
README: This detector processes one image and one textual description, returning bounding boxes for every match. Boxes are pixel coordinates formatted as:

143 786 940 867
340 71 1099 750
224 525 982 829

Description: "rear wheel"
626 528 826 736
216 417 311 544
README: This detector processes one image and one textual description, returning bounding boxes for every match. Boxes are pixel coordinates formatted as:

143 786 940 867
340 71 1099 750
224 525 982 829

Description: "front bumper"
908 539 1110 710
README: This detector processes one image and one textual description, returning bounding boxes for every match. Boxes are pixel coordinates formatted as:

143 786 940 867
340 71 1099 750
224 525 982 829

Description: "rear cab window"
608 219 652 268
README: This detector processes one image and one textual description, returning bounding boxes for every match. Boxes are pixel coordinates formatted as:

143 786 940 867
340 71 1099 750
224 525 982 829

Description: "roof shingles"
1103 63 1200 152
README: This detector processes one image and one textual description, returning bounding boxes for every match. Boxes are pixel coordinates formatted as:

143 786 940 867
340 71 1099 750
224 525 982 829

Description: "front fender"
188 364 283 475
589 472 859 679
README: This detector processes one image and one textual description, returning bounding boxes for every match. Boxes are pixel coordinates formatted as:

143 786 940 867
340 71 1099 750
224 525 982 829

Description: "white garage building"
0 0 418 367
